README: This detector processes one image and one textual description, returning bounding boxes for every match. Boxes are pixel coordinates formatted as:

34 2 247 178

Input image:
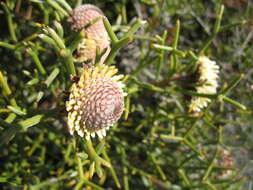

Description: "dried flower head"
66 64 127 139
68 4 110 63
189 56 219 112
217 147 235 179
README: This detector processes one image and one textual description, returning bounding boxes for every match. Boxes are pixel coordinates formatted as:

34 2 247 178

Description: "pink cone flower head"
68 4 110 63
66 64 127 139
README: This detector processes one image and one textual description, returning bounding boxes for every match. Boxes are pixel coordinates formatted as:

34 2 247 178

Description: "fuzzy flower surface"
189 56 219 112
68 4 110 63
66 64 127 139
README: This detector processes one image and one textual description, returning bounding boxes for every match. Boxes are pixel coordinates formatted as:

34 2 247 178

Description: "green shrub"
0 0 252 189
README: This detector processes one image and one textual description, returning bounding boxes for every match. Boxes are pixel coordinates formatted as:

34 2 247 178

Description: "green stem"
178 169 191 187
39 34 60 52
56 0 72 12
159 134 184 141
76 156 84 180
0 42 15 49
7 106 26 116
221 95 246 110
105 37 133 64
103 17 119 44
156 31 167 80
102 150 121 189
44 68 60 87
123 166 129 190
38 3 49 25
18 114 44 130
75 0 83 6
150 154 167 180
199 4 224 54
152 44 185 57
213 5 225 34
122 18 146 39
121 3 127 24
0 72 12 97
85 139 111 168
220 20 247 32
175 88 217 99
119 147 129 190
132 35 156 42
1 3 17 42
27 48 47 76
46 27 66 49
170 19 180 72
46 0 69 17
5 113 16 123
68 31 85 53
188 51 198 61
124 96 130 120
172 20 180 49
0 71 18 107
53 21 64 38
219 74 244 95
0 109 10 113
76 179 105 190
60 49 76 75
204 180 217 190
183 139 205 159
202 146 219 181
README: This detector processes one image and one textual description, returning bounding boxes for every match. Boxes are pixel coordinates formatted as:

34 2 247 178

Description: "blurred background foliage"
0 0 253 189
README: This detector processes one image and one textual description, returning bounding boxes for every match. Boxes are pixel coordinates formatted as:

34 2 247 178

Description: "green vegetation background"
0 0 253 189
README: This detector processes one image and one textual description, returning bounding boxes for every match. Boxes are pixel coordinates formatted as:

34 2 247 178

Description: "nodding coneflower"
66 64 127 139
189 56 219 112
68 4 110 63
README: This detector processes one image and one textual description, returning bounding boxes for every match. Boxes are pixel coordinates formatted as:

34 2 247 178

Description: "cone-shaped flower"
66 64 127 139
189 56 219 112
68 4 110 63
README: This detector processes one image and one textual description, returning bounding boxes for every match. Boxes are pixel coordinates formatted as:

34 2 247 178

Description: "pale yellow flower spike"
189 56 219 113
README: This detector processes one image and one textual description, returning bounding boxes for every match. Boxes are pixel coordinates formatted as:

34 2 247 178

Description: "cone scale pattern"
66 65 127 139
68 4 110 63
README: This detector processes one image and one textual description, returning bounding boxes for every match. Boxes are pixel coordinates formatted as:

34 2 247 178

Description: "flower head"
66 64 127 139
217 148 234 179
68 4 110 64
189 56 219 112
